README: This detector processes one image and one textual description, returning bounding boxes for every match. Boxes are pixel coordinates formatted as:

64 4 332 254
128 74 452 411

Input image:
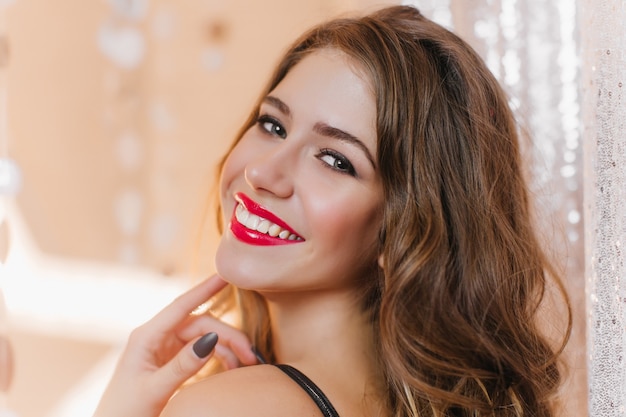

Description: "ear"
378 254 385 270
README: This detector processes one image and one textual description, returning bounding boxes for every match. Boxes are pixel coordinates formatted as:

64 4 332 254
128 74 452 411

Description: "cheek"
308 190 382 257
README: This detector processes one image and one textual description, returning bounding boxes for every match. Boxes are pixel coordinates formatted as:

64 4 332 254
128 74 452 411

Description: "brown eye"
257 115 287 139
317 149 356 176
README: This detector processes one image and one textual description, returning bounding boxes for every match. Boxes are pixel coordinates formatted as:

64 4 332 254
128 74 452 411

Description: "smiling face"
216 49 382 296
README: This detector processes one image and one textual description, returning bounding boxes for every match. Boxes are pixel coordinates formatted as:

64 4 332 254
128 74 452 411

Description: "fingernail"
193 332 218 358
251 346 267 364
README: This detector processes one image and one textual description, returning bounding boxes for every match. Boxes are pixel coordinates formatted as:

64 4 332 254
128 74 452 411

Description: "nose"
244 145 295 198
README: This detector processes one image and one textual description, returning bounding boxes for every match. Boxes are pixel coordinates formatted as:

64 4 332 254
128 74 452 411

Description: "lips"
229 192 304 246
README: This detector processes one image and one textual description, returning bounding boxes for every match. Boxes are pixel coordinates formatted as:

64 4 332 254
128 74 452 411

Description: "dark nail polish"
193 332 218 358
251 346 267 364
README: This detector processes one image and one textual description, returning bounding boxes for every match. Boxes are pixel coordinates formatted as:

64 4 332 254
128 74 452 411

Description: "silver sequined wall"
581 0 626 415
407 0 626 416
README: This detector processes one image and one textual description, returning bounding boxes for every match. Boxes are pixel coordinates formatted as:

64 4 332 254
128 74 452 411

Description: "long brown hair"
213 5 571 416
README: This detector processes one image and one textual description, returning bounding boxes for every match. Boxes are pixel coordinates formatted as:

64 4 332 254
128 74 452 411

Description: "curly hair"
212 5 572 416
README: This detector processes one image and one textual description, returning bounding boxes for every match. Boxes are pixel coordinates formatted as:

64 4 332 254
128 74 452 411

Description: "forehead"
269 49 377 148
282 48 373 98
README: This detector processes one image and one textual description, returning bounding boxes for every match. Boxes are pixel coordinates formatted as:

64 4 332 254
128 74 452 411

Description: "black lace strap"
275 364 340 417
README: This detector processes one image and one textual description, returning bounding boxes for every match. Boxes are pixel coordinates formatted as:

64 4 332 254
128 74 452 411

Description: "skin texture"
92 275 258 417
216 48 382 295
161 49 386 417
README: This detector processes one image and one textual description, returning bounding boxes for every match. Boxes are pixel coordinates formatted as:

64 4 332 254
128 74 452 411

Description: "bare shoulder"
160 364 322 417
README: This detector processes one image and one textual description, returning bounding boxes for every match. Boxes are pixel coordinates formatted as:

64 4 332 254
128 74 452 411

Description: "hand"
93 275 258 417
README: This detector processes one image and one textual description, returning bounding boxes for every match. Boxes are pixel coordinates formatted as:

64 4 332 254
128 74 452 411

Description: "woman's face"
216 49 382 295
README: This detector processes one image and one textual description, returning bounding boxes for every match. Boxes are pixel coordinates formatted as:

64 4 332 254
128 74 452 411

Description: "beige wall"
3 2 395 416
7 0 394 277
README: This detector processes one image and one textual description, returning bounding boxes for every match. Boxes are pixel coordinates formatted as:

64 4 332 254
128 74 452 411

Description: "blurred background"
1 1 400 416
0 0 624 416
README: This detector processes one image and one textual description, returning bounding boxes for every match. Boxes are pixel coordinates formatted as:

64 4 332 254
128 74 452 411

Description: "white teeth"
236 203 302 241
236 204 249 223
268 224 281 237
257 219 270 234
245 214 260 230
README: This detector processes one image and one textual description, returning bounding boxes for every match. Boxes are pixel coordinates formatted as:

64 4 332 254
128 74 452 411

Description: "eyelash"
316 149 356 176
257 114 287 139
255 114 357 177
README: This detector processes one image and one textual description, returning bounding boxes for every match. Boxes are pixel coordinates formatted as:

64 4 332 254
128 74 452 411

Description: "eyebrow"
263 95 376 169
264 96 291 118
312 122 376 169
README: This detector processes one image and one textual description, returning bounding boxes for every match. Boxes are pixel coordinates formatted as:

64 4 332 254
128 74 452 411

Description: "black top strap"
275 364 340 417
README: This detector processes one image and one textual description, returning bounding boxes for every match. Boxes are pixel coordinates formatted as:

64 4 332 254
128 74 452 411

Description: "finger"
142 275 228 334
152 333 218 399
176 315 258 365
214 343 240 370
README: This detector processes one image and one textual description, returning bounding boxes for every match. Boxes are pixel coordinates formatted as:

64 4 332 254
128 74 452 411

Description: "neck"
262 288 385 409
267 289 373 363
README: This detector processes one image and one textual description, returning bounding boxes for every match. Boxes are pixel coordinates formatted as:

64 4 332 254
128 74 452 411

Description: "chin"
215 242 271 291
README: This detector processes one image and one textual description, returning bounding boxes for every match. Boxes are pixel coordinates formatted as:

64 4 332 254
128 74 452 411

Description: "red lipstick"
229 192 304 246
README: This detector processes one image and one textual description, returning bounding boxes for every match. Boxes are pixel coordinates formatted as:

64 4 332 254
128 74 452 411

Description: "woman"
94 5 571 417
